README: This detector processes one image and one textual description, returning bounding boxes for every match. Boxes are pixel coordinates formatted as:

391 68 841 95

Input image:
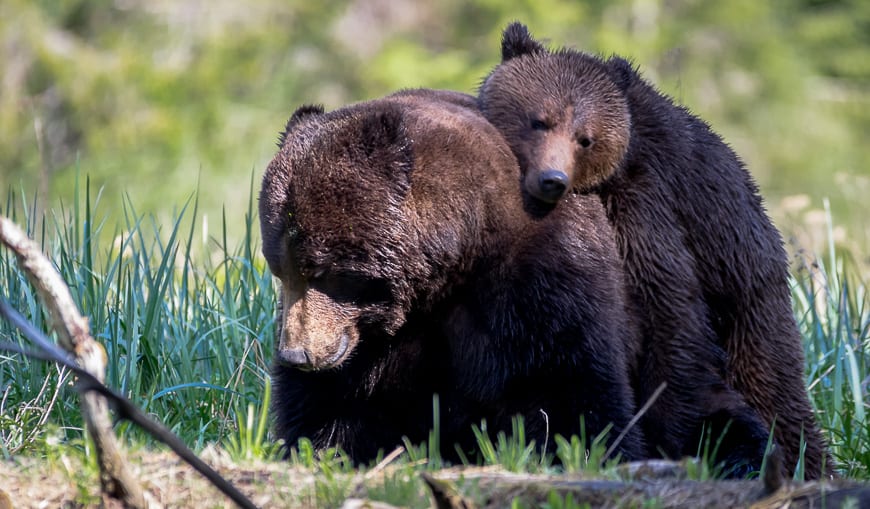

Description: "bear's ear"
501 22 546 61
359 106 414 186
277 104 325 147
360 106 405 150
606 56 636 93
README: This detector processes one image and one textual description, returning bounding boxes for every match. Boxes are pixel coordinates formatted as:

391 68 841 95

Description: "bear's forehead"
283 169 408 264
287 217 410 282
501 53 613 96
287 176 404 234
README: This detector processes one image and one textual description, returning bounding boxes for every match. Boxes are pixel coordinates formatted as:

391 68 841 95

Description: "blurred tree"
0 0 867 245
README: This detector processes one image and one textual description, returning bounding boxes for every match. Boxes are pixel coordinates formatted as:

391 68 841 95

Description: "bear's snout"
278 287 358 370
275 329 350 371
533 169 570 203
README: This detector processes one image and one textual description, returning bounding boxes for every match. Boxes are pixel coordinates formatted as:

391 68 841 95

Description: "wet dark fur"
478 23 832 478
259 89 645 465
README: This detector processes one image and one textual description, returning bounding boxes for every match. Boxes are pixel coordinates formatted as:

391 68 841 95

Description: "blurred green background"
1 0 868 254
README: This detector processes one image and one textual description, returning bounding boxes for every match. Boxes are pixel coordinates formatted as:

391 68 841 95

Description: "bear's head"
260 97 503 371
479 22 632 203
259 103 422 370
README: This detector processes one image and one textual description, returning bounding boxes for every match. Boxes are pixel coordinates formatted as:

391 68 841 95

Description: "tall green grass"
792 202 870 478
0 181 868 484
0 176 276 454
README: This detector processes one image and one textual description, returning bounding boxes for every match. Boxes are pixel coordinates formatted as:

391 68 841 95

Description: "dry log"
421 464 870 509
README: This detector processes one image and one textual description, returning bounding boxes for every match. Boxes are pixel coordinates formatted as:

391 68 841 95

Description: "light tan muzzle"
523 133 575 203
275 284 359 370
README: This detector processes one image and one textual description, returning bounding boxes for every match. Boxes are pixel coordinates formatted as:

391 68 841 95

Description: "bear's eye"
310 273 392 305
263 241 292 280
530 119 549 131
578 137 593 148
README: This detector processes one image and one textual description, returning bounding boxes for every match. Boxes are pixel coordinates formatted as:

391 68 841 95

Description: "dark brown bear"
258 89 645 465
478 23 832 478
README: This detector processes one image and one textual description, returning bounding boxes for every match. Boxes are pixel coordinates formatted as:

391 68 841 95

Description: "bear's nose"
538 169 569 201
276 347 312 369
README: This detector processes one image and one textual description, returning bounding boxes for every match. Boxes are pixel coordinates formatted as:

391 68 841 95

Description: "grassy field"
0 178 868 507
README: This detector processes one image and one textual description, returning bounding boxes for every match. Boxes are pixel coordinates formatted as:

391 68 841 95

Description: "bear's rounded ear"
360 105 413 180
606 56 636 93
277 104 325 147
361 106 406 150
501 22 546 61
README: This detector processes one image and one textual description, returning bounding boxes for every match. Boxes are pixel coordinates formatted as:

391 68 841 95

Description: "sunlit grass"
792 203 870 478
1 176 275 453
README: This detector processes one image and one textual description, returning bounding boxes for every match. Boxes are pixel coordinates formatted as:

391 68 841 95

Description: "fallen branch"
419 464 870 509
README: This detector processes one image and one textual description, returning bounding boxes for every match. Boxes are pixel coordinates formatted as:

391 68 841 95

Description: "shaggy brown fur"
259 89 645 464
477 23 832 478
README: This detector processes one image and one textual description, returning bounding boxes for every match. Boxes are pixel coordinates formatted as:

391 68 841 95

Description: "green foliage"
792 202 870 478
540 491 589 509
287 438 356 508
1 1 868 242
471 416 545 473
310 453 356 508
553 418 617 475
686 423 768 481
359 467 432 509
0 174 276 453
222 378 282 461
401 394 445 470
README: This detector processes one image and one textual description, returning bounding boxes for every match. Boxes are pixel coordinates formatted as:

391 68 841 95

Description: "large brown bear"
258 89 645 464
477 23 832 478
